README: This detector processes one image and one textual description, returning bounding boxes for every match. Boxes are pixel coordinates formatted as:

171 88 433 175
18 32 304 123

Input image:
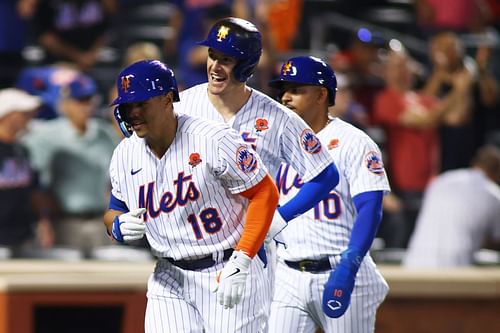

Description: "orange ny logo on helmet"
121 75 134 93
254 118 269 131
189 153 202 167
282 61 293 75
216 25 230 42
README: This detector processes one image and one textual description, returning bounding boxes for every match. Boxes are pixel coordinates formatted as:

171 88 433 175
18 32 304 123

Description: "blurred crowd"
0 0 499 267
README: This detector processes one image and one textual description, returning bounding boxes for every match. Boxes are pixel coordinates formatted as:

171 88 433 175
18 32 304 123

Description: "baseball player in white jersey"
266 56 390 333
173 18 340 327
103 59 280 333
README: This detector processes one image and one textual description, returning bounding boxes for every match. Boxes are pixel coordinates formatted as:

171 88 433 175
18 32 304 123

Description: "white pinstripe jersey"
109 114 268 260
276 118 391 261
175 83 333 182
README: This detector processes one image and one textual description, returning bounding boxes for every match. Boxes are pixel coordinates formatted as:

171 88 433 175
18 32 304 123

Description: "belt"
284 258 331 273
166 249 234 271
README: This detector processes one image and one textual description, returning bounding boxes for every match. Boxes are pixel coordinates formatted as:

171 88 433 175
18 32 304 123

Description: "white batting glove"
111 208 147 243
265 209 288 245
213 250 251 309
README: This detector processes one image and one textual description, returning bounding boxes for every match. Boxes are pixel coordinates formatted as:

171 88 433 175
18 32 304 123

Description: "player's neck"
146 114 178 158
307 111 331 133
208 85 252 122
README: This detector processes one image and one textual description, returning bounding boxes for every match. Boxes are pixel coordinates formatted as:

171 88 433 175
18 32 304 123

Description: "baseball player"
103 60 280 333
175 15 339 270
267 56 390 333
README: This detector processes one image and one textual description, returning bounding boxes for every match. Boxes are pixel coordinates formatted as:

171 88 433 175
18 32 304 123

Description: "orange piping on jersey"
236 174 279 257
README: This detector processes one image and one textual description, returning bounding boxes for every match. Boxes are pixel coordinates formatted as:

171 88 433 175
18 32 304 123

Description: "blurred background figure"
21 74 118 258
414 0 492 37
330 27 387 122
328 72 370 130
373 47 464 248
0 0 38 89
403 145 500 268
32 0 118 72
0 88 54 258
16 64 81 119
423 32 474 171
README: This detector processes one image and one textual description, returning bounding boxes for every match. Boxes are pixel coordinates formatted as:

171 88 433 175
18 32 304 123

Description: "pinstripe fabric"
176 83 333 183
109 114 270 332
146 256 269 333
268 118 390 333
175 83 335 330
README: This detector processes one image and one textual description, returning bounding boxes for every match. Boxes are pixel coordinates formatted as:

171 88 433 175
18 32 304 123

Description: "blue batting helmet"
110 60 179 137
268 56 337 106
197 17 262 82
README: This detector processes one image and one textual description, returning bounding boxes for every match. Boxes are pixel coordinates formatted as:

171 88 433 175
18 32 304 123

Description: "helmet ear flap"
234 54 260 82
113 106 133 138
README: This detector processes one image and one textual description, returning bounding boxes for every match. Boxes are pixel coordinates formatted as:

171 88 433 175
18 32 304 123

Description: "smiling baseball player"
267 56 390 333
173 18 340 327
103 59 279 333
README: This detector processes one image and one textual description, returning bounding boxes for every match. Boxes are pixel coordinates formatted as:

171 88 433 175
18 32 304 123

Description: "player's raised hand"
213 250 251 309
322 249 362 318
111 208 147 243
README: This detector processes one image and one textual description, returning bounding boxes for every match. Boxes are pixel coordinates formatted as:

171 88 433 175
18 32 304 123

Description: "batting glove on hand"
265 209 287 246
213 250 251 309
322 249 362 318
111 208 147 243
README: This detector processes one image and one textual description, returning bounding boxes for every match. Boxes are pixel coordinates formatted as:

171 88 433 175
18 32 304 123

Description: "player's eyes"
121 101 147 113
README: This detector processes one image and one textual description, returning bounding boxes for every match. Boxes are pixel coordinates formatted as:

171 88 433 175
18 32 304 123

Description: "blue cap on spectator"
67 74 97 99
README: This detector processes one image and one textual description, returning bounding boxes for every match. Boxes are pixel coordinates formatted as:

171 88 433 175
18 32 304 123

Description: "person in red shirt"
373 48 463 248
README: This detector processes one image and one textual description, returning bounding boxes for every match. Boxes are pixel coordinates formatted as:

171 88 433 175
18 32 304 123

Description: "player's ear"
162 92 173 106
318 87 329 105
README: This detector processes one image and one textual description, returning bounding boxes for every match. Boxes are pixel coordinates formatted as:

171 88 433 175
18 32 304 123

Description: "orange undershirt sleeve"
235 174 279 257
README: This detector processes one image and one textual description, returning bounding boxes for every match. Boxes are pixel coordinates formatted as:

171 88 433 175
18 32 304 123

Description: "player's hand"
111 208 147 243
322 249 362 318
213 250 251 309
265 209 287 245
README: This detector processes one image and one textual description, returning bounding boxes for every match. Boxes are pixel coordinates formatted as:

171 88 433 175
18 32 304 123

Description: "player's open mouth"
211 74 226 82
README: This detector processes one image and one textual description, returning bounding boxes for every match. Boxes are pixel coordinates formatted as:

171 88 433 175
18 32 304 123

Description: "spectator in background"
0 88 54 257
424 31 492 172
0 0 38 88
265 0 303 54
21 74 118 258
414 0 492 37
330 28 386 122
403 145 500 268
471 44 499 152
16 64 81 119
32 0 117 72
373 48 464 248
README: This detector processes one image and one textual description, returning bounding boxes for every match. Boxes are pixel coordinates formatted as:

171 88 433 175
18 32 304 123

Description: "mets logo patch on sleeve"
236 146 258 173
300 129 322 154
365 151 385 175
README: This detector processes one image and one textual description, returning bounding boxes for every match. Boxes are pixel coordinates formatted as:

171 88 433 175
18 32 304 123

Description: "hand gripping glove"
265 209 287 245
322 249 362 318
111 208 147 243
213 250 251 309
